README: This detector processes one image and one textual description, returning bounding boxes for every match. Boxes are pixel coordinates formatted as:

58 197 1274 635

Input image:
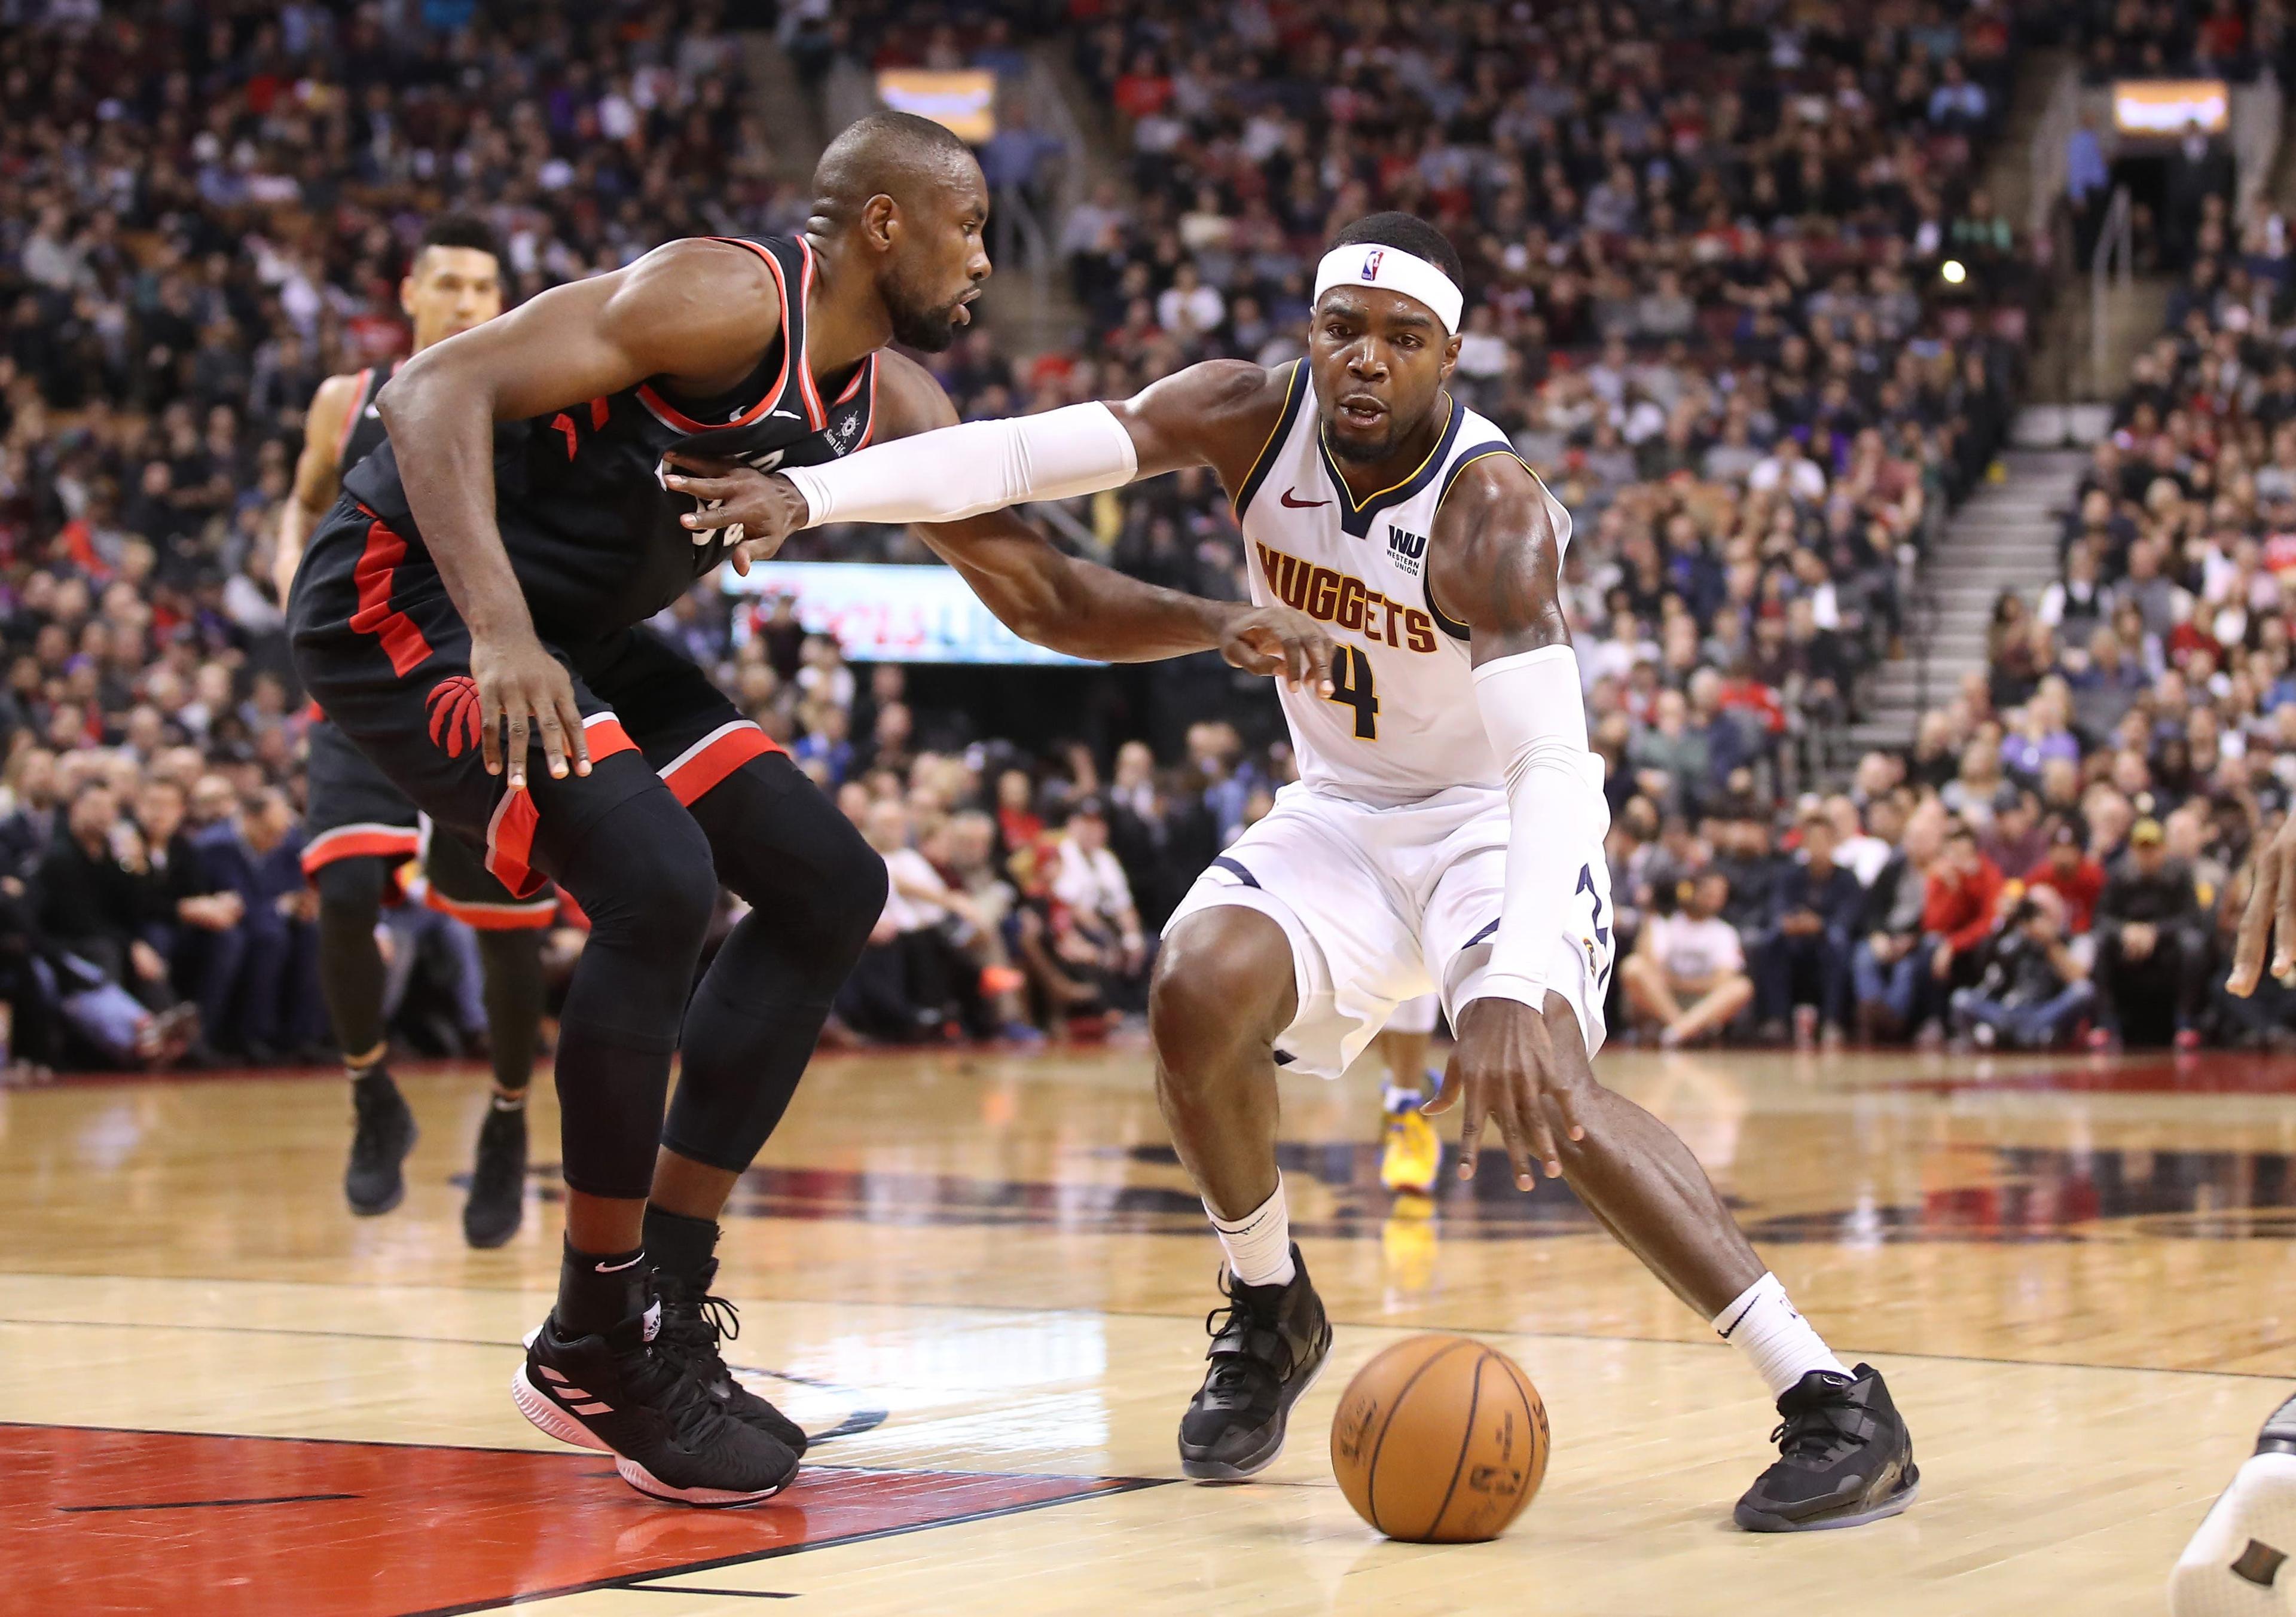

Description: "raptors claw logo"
426 675 484 758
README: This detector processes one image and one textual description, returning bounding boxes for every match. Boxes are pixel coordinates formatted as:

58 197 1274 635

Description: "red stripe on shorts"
348 516 433 677
660 721 779 806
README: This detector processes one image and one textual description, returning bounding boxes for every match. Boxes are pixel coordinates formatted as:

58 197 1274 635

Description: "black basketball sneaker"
1178 1244 1332 1481
654 1258 809 1455
1734 1363 1919 1531
460 1104 527 1249
344 1068 417 1215
512 1289 799 1507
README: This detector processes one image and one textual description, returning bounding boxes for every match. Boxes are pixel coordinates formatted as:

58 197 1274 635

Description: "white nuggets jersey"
1233 362 1571 801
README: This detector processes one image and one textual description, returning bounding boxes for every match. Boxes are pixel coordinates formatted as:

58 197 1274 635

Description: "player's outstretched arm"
670 355 1335 680
377 239 784 788
1419 456 1607 1190
276 372 362 606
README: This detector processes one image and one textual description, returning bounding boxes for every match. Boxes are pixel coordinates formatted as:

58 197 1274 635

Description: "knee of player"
822 828 890 950
1149 915 1292 1065
575 806 716 952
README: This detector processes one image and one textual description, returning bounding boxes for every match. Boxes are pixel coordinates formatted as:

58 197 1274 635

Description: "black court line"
627 1588 796 1600
58 1491 361 1512
5 1308 2289 1387
401 1477 1171 1617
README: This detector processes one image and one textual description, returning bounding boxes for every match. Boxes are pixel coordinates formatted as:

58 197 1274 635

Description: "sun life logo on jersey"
1386 524 1428 579
826 409 863 454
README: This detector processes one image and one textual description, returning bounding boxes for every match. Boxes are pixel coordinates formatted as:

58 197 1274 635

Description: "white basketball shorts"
1164 782 1613 1079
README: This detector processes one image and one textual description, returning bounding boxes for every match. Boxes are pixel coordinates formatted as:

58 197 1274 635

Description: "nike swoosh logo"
770 408 803 421
1280 487 1330 509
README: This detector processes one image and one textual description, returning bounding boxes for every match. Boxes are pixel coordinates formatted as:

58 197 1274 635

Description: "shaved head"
807 110 990 352
810 111 977 228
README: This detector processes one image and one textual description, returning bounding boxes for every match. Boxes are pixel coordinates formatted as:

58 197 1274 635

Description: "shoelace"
1769 1396 1857 1463
658 1277 743 1377
620 1340 740 1447
1201 1273 1293 1401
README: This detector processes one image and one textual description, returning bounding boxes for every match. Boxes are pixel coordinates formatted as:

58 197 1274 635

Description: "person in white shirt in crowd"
1748 432 1827 502
1622 869 1755 1047
1051 799 1148 988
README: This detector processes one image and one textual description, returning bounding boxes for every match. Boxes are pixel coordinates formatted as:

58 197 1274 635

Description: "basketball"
1330 1334 1550 1543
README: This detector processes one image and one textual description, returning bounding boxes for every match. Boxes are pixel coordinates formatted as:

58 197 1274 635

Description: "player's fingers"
1302 628 1336 698
1423 1050 1463 1115
503 707 530 792
661 452 738 476
558 687 591 777
1518 1086 1560 1182
1456 1097 1486 1181
670 476 744 508
2233 852 2282 994
1493 1102 1537 1193
478 684 504 777
535 703 569 781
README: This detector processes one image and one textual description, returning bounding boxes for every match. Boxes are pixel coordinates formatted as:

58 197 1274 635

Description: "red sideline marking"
0 1425 1134 1616
347 516 432 677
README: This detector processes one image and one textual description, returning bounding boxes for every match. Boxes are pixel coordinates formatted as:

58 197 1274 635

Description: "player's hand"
470 631 588 790
662 454 807 577
1218 604 1336 695
2230 811 2296 994
1425 995 1583 1192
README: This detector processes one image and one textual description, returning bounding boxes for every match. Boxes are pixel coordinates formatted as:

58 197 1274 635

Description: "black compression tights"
313 855 389 1062
664 751 887 1174
472 927 544 1094
549 790 718 1199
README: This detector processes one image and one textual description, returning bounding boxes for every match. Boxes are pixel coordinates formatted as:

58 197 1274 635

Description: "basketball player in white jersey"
671 212 1918 1531
2173 815 2296 1611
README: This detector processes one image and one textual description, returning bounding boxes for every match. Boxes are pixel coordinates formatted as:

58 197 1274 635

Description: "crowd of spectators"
1628 179 2296 1057
0 0 2086 1070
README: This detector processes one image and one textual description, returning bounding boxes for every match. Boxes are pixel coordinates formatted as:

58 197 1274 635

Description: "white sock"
1206 1177 1296 1288
1712 1272 1851 1399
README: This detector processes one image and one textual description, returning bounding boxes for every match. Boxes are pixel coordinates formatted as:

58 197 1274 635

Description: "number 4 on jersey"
1326 646 1379 739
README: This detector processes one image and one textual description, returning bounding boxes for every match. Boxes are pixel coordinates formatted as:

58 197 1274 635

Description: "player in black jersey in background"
276 215 549 1250
286 112 1333 1507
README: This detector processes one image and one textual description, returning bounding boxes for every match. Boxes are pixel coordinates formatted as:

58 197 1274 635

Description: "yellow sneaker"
1379 1100 1440 1195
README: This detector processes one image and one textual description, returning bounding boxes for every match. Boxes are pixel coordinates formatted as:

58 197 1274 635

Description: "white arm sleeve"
1468 644 1611 1010
780 401 1138 527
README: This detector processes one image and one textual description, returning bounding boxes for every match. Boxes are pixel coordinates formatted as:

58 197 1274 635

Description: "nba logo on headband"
1360 249 1384 280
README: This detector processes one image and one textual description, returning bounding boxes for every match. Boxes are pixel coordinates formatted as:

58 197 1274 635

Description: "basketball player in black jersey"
276 215 548 1251
285 112 1332 1507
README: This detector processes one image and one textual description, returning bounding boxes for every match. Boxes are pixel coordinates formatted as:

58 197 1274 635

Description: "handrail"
2090 185 2133 396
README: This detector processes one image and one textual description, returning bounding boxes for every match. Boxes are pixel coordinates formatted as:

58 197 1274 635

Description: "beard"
885 271 972 353
1323 413 1405 462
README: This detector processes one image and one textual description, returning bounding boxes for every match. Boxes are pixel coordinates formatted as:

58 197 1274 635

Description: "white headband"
1312 242 1464 334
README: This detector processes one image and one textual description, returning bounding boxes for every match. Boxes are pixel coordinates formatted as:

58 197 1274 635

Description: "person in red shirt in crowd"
2023 820 2106 933
1923 818 2005 1011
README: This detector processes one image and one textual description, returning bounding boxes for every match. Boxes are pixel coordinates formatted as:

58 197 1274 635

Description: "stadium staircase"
1846 449 2084 754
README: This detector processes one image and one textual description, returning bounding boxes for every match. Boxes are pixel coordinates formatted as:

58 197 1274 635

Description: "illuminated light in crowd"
1941 259 1968 285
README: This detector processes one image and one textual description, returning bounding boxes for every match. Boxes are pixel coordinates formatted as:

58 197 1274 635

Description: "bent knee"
1150 909 1296 1066
564 796 718 953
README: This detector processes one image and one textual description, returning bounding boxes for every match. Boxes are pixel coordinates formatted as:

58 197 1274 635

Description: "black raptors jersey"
334 363 393 476
341 234 877 637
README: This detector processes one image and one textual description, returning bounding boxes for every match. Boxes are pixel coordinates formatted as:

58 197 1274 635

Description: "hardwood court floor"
4 1041 2295 1615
